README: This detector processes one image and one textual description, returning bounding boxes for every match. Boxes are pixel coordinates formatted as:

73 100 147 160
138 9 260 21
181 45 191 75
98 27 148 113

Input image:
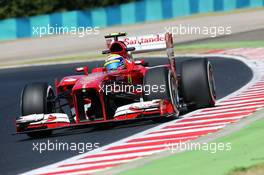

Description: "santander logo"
105 33 167 51
122 34 165 46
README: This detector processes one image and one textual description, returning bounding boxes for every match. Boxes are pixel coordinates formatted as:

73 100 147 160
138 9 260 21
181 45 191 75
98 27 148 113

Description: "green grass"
228 162 264 175
119 112 264 175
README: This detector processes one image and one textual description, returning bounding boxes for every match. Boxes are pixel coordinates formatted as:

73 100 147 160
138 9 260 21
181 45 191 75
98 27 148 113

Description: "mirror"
102 50 110 54
75 66 88 75
135 60 145 65
126 47 135 52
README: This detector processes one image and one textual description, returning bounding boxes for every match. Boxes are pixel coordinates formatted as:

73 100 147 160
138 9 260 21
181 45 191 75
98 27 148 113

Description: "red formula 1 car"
16 32 216 137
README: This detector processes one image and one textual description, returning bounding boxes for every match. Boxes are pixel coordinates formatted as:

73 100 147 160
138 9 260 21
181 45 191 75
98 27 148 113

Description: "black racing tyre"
21 82 55 137
181 58 216 110
143 66 179 122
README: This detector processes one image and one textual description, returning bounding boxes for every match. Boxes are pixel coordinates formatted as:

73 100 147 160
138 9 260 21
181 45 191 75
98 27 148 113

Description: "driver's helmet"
104 54 125 70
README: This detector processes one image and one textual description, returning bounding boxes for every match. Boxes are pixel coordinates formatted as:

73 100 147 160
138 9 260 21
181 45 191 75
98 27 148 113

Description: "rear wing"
122 34 167 53
105 32 174 58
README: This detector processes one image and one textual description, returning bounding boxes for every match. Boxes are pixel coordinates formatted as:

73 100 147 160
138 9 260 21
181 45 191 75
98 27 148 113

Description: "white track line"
167 117 240 126
190 110 254 118
218 98 264 105
150 123 227 134
125 136 197 145
199 106 260 114
36 158 137 174
45 150 164 169
205 102 264 111
142 126 224 138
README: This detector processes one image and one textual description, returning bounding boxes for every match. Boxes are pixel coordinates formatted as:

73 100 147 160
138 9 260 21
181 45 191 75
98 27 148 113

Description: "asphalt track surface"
0 56 252 175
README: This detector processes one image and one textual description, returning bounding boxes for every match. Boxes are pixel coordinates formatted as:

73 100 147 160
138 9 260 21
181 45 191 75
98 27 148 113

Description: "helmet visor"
105 62 122 70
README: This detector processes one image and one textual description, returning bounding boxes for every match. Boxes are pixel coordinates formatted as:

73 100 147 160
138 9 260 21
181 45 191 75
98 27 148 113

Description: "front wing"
15 99 178 134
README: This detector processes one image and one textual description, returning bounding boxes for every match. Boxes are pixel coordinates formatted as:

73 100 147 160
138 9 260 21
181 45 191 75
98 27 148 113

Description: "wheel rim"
168 71 179 112
46 86 55 113
207 62 216 103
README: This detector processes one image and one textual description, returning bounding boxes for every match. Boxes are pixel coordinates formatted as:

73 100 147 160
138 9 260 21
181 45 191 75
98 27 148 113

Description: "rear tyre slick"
21 82 55 138
181 58 216 110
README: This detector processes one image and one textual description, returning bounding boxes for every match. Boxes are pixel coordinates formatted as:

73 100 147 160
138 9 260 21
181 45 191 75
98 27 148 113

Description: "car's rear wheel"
143 66 179 122
181 58 216 110
21 82 55 137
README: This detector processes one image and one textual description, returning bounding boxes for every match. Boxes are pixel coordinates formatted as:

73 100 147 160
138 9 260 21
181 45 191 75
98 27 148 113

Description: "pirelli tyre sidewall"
181 58 216 110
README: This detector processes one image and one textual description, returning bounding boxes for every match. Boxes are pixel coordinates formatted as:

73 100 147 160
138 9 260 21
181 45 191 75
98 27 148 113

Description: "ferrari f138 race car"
16 32 216 137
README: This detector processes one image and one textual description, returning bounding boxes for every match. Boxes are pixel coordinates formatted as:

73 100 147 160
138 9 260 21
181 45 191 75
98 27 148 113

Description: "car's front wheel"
21 82 55 138
143 66 179 122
